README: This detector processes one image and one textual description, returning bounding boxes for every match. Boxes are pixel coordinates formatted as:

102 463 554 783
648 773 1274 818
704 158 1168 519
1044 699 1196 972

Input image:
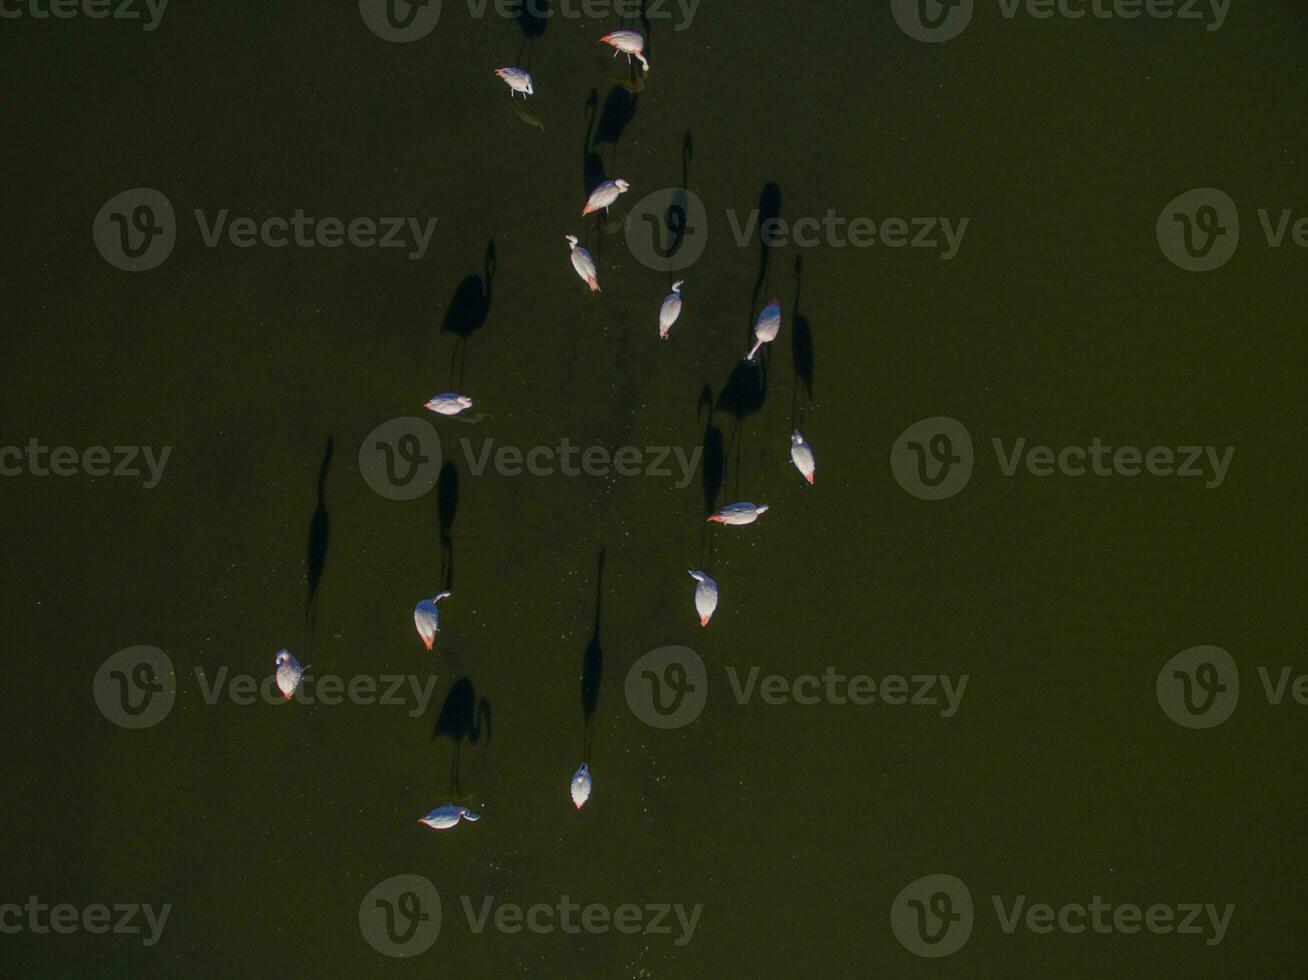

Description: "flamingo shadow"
697 386 725 564
432 677 492 796
436 462 458 593
717 361 768 500
791 254 815 428
441 240 495 393
748 182 783 340
305 436 332 658
512 0 547 68
581 548 605 761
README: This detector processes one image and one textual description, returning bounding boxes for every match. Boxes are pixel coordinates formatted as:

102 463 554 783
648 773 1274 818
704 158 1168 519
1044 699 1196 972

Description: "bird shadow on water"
717 359 769 501
748 182 783 340
581 90 607 258
582 90 607 198
432 677 492 797
595 86 638 172
582 88 639 265
436 462 458 593
442 239 495 393
304 437 332 661
580 548 605 762
515 0 547 65
697 386 725 566
790 254 815 430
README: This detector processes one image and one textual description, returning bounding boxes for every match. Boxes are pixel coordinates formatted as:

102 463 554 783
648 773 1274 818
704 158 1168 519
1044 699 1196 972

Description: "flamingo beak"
807 474 815 485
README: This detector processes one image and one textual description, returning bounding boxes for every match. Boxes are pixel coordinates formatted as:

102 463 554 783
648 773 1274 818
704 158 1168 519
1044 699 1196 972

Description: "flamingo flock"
277 23 819 829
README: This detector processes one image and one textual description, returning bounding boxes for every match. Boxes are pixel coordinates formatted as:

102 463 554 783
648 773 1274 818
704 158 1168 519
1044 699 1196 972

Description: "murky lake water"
1 0 1305 976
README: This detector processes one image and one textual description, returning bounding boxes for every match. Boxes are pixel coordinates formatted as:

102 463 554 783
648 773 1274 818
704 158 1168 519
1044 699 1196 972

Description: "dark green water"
2 0 1306 976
